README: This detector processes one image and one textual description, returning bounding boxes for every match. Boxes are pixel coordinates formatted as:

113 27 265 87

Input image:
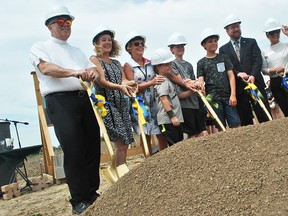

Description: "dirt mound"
84 118 288 216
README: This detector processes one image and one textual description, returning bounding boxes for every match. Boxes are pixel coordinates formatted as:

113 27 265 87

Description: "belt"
45 90 87 99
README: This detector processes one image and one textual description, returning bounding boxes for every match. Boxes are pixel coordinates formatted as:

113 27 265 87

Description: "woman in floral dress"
90 26 134 166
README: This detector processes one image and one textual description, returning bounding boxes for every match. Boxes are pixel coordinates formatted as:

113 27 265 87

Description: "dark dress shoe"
72 202 89 215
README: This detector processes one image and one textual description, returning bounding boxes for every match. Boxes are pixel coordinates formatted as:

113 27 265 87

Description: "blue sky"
0 0 287 147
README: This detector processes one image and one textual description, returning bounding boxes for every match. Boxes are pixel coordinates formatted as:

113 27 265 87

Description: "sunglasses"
50 19 72 27
133 41 145 47
267 30 280 35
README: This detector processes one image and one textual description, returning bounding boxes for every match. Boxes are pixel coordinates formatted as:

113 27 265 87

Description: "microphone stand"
0 118 29 126
0 118 32 191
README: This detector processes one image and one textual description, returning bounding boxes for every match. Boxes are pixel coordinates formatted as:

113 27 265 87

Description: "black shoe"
72 202 89 215
86 193 100 205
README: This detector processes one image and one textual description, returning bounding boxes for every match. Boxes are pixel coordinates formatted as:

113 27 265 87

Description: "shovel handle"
257 97 273 121
79 79 116 162
80 78 131 183
243 81 273 121
138 116 150 158
197 91 226 131
131 86 150 157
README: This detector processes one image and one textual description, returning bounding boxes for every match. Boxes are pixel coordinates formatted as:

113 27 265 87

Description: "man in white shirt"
30 6 100 215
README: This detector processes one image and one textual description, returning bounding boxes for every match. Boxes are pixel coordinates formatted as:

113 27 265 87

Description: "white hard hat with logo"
151 48 175 66
92 25 115 44
124 31 146 51
45 5 75 26
263 17 282 32
167 32 187 47
223 14 241 29
200 28 219 45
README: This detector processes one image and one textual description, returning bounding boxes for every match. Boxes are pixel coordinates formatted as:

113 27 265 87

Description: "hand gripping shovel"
244 83 272 121
131 87 150 157
79 78 129 185
196 90 226 131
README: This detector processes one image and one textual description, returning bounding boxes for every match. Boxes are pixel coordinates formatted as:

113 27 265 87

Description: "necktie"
234 41 240 61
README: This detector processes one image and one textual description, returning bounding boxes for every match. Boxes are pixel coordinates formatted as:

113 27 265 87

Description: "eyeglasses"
267 30 280 36
133 41 145 47
49 19 72 27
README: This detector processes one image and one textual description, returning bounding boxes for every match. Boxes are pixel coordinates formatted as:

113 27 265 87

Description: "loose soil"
1 118 288 216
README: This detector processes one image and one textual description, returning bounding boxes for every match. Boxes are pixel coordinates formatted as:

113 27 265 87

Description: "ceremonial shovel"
196 90 226 131
131 85 150 158
79 78 129 185
243 80 272 121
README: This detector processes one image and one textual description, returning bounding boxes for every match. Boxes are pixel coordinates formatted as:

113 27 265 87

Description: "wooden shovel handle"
138 115 150 157
197 91 226 131
243 81 273 121
257 97 273 121
79 79 116 162
132 86 150 157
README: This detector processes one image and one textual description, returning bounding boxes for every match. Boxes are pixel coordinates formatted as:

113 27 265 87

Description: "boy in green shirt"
197 28 240 128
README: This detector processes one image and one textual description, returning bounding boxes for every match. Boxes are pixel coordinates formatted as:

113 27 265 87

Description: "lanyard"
137 66 147 81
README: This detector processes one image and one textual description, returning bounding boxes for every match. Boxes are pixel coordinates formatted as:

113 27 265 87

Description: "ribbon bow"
281 77 288 92
205 94 219 109
244 83 265 102
131 95 149 125
90 93 110 117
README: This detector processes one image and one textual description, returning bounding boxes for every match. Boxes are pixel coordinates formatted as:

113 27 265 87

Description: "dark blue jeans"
213 99 240 128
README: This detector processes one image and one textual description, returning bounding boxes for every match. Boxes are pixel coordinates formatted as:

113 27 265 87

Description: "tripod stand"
0 118 32 191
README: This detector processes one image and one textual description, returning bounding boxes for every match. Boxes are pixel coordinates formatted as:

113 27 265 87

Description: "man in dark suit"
219 14 271 126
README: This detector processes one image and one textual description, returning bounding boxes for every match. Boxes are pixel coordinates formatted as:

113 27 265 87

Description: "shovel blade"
116 164 129 178
101 166 119 186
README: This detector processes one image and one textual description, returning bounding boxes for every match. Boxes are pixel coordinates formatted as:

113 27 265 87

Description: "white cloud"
0 0 287 147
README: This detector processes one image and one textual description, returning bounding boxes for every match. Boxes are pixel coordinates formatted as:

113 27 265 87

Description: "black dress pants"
270 76 288 117
45 90 100 206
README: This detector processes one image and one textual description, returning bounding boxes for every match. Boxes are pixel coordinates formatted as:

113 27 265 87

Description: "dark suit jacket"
219 37 265 95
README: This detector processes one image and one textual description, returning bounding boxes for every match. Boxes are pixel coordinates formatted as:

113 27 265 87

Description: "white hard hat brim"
224 21 241 29
151 56 175 66
168 42 187 47
264 27 282 33
92 30 115 44
201 35 220 45
160 56 175 64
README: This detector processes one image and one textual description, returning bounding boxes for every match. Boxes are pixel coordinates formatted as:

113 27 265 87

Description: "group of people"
30 5 288 215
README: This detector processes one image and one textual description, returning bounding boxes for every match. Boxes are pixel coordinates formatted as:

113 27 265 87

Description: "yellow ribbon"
90 94 108 117
244 83 259 101
96 95 107 117
131 97 147 125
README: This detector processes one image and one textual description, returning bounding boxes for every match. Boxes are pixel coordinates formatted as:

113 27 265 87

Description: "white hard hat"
45 6 75 26
92 25 115 44
124 31 146 51
151 48 175 66
200 28 219 45
263 17 282 32
223 14 241 29
167 32 187 47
